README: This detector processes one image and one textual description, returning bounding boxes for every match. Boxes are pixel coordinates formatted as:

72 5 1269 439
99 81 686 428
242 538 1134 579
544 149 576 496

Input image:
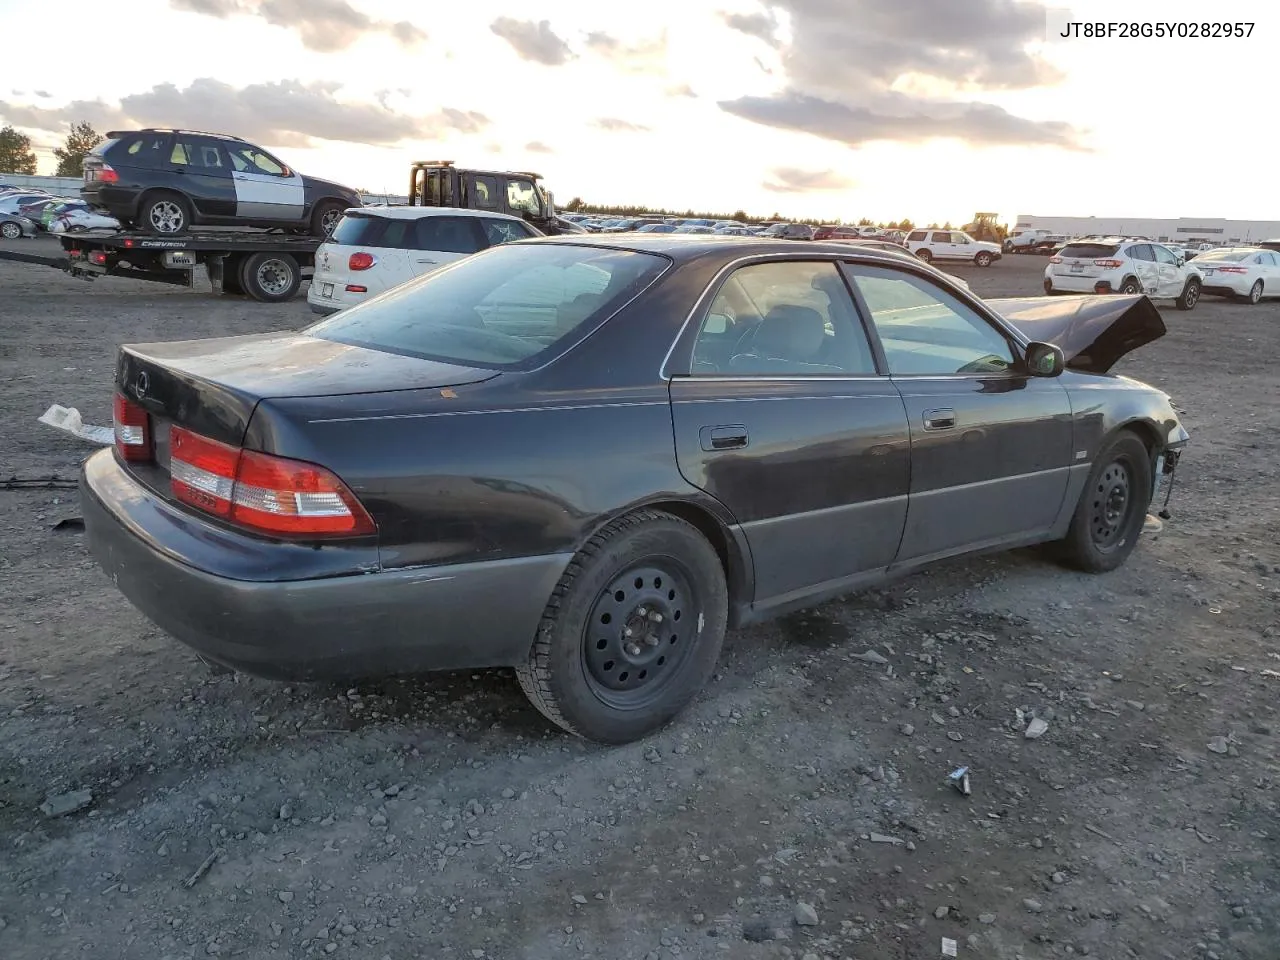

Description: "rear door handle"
416 259 437 264
699 424 748 451
922 408 956 431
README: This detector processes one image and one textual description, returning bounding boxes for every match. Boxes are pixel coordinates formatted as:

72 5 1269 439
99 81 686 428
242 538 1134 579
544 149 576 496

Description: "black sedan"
82 236 1188 743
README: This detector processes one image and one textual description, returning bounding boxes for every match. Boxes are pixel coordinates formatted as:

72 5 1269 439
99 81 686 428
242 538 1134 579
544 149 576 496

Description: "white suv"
905 229 1002 267
1044 239 1203 310
308 207 542 315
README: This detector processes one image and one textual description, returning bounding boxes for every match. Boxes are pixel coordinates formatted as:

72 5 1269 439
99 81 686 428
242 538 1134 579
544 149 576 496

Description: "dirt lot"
1 239 1278 960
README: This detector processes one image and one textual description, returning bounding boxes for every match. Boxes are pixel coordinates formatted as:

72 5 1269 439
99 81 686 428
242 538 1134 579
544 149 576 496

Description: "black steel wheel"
1055 432 1152 573
516 510 728 743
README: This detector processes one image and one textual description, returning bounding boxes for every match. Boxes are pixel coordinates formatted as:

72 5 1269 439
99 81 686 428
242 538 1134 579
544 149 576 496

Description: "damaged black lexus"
81 236 1188 743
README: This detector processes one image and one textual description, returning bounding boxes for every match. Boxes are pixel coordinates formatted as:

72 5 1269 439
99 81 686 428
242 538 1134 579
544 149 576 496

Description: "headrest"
753 305 827 359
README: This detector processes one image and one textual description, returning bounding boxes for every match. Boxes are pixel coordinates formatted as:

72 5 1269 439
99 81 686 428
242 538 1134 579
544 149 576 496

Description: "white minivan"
308 206 542 315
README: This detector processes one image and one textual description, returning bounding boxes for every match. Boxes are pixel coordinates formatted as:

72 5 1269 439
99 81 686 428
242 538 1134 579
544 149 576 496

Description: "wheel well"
623 500 748 615
1114 419 1162 459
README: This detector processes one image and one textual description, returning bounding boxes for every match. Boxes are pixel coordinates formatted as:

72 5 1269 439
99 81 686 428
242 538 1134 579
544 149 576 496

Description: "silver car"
0 213 38 239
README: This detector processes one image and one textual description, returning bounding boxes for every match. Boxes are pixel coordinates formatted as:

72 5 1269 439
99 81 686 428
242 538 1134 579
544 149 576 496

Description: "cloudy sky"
1 0 1273 224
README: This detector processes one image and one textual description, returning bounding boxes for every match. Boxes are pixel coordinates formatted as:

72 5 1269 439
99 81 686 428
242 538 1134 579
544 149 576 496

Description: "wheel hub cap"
584 565 690 701
151 202 182 233
257 260 290 294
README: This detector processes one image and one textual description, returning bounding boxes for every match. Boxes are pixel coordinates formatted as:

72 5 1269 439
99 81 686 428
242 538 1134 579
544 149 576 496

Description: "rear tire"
915 248 933 263
310 200 346 238
975 251 993 267
1175 278 1200 311
515 510 728 744
239 252 301 303
1043 279 1054 295
1119 277 1142 295
0 221 21 239
137 191 192 235
1055 432 1152 573
1247 280 1264 304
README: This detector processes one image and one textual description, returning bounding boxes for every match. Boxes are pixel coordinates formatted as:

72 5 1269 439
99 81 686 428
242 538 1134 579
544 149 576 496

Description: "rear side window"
109 134 170 169
931 232 952 243
1126 244 1154 261
1060 243 1121 258
308 244 668 369
414 216 484 254
907 230 927 241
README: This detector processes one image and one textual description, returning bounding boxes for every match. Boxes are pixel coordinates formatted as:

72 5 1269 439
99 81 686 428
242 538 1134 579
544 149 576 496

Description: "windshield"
1196 249 1253 262
308 243 669 370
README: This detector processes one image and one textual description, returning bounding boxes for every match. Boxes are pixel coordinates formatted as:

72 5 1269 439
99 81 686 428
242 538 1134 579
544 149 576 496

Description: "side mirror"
1024 341 1065 377
1175 257 1185 267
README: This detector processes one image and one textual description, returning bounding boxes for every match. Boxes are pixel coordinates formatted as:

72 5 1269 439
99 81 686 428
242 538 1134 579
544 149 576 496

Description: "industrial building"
1012 215 1280 245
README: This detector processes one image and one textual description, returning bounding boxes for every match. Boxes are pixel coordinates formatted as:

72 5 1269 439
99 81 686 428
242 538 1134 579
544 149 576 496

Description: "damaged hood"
986 294 1166 374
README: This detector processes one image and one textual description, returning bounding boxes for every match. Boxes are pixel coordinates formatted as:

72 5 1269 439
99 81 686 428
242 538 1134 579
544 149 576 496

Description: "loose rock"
978 913 996 924
934 905 949 919
852 649 888 665
1207 736 1230 755
277 891 294 904
794 902 819 926
1023 898 1044 914
1024 718 1049 740
38 789 93 818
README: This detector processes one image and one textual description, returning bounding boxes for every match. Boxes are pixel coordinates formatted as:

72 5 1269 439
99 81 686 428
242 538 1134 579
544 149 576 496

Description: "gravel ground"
1 239 1278 960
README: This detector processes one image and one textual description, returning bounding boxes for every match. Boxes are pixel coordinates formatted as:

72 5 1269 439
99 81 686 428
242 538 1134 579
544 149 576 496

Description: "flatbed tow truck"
0 228 322 301
0 161 575 300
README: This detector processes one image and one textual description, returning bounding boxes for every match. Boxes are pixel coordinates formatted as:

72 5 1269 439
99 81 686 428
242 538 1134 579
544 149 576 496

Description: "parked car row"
0 186 123 238
1043 237 1280 307
559 214 906 245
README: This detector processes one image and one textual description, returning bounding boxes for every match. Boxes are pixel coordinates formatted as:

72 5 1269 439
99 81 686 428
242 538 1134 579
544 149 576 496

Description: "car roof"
524 233 949 267
344 205 524 222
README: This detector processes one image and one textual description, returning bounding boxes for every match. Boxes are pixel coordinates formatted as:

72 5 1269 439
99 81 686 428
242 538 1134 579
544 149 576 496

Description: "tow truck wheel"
239 252 301 303
138 192 191 235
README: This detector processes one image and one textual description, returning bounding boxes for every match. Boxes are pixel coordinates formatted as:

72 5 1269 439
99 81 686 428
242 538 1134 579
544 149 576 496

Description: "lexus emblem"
133 371 150 400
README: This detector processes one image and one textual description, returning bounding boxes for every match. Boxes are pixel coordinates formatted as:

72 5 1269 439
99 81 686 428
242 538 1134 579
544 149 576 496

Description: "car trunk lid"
986 294 1166 373
115 333 498 493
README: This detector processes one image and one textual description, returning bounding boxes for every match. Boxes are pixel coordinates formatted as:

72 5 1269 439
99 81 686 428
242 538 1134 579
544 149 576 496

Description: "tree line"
0 121 103 177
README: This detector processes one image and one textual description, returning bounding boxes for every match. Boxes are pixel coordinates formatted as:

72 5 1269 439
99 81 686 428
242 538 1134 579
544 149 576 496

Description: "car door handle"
922 408 956 431
415 259 437 264
699 425 748 451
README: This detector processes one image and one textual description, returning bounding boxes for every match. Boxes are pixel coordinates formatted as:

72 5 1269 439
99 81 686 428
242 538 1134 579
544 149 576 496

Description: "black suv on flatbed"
82 128 362 236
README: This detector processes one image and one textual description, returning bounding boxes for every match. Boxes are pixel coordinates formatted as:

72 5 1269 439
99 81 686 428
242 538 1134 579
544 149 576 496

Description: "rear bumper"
1046 274 1108 293
81 450 569 680
1201 280 1249 297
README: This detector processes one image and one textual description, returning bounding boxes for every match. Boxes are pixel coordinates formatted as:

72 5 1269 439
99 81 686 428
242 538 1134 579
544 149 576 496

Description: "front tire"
137 192 192 235
1175 278 1200 311
311 200 346 238
975 251 993 267
1 221 22 239
1055 432 1152 573
516 510 728 744
915 248 933 263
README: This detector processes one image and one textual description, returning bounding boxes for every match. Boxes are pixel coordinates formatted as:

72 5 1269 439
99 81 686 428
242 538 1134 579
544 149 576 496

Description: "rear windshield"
1195 249 1252 261
329 213 449 250
308 243 669 370
1059 243 1120 258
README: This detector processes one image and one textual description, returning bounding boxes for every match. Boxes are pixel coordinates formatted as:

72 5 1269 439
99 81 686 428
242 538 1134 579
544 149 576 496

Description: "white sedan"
1194 247 1280 304
47 209 122 233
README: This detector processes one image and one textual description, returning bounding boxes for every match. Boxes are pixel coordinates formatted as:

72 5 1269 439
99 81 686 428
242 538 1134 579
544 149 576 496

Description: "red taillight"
113 393 152 462
169 426 375 538
1049 256 1063 264
97 164 119 183
1094 259 1124 268
348 252 375 270
345 284 367 293
89 251 108 265
1216 266 1248 274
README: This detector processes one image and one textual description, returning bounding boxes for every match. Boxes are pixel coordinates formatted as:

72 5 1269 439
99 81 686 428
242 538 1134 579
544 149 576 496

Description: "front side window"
308 244 667 369
689 260 877 376
848 265 1015 376
1153 245 1178 265
506 179 540 215
481 217 536 246
227 145 286 176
